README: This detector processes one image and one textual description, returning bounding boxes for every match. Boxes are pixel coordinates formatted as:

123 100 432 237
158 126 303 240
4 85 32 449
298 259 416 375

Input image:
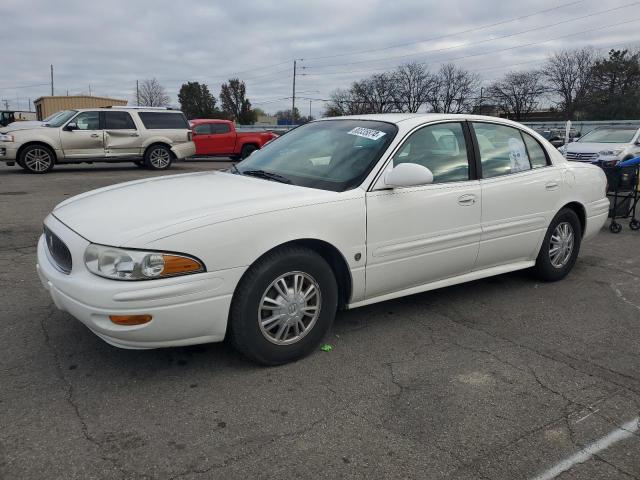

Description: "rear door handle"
545 181 560 191
129 133 140 137
90 133 100 138
458 194 477 206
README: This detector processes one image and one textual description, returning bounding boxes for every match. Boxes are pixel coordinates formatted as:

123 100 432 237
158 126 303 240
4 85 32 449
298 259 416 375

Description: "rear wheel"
19 145 55 173
229 246 338 365
240 144 258 159
144 145 173 170
532 208 582 281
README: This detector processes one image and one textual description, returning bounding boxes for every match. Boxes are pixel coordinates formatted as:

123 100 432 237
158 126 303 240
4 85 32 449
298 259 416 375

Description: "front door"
59 111 105 158
365 122 482 299
104 111 141 158
209 123 235 154
470 122 564 269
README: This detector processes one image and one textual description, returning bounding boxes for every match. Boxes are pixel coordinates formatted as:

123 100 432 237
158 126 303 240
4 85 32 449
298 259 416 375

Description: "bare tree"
488 70 546 121
544 47 596 120
352 73 397 113
392 62 434 112
429 63 480 113
138 78 170 107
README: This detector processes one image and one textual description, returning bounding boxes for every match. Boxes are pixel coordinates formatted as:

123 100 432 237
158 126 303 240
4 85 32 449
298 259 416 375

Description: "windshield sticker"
347 127 386 141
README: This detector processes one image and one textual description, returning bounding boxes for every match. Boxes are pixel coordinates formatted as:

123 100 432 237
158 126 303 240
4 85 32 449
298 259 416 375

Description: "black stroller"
601 158 640 233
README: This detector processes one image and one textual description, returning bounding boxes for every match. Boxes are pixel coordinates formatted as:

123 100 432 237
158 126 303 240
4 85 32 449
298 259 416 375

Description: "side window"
73 112 100 130
522 132 549 169
394 122 470 183
193 124 211 134
210 123 231 134
472 123 531 178
138 112 189 129
105 111 136 130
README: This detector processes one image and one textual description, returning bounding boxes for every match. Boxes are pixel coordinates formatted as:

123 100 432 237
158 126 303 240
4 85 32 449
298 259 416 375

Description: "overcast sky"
1 0 639 117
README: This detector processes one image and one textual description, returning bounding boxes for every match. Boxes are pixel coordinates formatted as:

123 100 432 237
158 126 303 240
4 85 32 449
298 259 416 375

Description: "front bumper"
0 142 17 161
37 214 245 349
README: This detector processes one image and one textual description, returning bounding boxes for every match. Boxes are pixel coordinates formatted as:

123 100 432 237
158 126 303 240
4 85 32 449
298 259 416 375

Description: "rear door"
471 121 564 269
209 123 236 154
104 111 141 158
59 111 105 158
365 121 482 299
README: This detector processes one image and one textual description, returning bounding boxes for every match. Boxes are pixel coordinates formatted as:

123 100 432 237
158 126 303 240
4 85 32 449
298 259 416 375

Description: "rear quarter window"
138 112 189 129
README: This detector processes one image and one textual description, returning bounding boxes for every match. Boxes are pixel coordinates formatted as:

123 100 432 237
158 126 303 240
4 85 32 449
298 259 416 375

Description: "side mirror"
65 122 78 131
383 162 434 188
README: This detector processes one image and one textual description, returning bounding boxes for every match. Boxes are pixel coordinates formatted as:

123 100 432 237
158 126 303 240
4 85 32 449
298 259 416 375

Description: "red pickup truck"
190 119 278 159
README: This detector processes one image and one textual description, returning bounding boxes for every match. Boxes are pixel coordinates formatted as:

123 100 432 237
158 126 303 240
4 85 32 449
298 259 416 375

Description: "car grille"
44 225 72 274
566 152 598 162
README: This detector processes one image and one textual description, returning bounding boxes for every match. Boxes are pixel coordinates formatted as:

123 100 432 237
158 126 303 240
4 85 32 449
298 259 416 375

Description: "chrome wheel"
258 271 321 345
149 148 171 168
24 148 52 172
549 222 574 268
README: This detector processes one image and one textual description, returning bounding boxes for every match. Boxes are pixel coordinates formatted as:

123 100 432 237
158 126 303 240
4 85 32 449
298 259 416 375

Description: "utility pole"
50 64 54 96
2 99 9 110
89 84 92 96
136 80 140 106
291 60 296 126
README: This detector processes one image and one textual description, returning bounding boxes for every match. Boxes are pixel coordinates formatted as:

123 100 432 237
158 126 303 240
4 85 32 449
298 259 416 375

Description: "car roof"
72 107 184 113
316 113 528 130
190 119 231 124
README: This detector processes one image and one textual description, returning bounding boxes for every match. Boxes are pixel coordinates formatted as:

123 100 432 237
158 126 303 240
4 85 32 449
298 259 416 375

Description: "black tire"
144 145 173 170
630 219 640 231
240 144 258 159
609 222 623 234
19 144 55 173
229 246 338 365
532 208 582 282
134 160 146 168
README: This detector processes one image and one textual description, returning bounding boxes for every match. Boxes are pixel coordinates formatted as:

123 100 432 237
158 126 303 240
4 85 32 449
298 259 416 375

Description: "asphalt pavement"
1 159 639 479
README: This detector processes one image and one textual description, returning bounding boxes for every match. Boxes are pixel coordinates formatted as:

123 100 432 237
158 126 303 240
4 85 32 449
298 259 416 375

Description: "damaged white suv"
0 107 196 173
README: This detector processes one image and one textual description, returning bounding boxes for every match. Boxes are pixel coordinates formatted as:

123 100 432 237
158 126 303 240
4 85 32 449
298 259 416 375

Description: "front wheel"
144 145 173 170
19 145 55 173
229 246 338 365
532 208 582 281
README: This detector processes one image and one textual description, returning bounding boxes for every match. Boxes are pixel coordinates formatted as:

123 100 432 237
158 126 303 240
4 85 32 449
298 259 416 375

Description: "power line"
307 2 640 71
303 16 640 78
304 0 584 62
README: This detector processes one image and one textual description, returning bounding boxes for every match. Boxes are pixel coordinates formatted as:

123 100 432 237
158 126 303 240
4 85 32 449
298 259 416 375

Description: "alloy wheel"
149 148 171 168
24 148 52 172
258 271 321 345
549 222 574 268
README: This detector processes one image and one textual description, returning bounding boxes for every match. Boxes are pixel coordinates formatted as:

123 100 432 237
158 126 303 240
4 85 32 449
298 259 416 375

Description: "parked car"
560 125 640 165
37 114 608 364
0 107 195 173
536 128 580 148
190 119 278 159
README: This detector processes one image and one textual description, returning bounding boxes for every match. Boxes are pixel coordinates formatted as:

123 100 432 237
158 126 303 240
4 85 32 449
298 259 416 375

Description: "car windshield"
577 127 637 143
42 111 65 123
235 120 397 192
45 110 77 127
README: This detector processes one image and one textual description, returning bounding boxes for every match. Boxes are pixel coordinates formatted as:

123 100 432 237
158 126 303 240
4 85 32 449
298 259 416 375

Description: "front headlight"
84 244 205 280
0 134 14 142
598 149 623 157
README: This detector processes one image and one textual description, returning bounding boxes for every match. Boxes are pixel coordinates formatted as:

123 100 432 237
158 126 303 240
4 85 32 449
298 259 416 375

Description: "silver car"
0 107 196 173
561 126 640 166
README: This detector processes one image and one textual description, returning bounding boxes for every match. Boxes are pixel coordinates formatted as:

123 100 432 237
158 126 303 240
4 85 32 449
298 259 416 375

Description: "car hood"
567 142 628 153
0 124 46 134
52 171 343 246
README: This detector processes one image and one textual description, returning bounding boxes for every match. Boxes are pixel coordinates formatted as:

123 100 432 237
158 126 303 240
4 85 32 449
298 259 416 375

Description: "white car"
561 126 640 165
37 114 609 364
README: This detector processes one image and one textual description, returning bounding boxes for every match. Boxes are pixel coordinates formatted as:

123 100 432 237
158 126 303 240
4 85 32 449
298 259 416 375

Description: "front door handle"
545 181 560 191
90 133 100 138
458 194 477 206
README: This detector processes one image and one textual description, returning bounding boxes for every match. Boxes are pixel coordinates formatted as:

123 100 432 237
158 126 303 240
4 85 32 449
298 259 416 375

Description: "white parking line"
530 417 639 480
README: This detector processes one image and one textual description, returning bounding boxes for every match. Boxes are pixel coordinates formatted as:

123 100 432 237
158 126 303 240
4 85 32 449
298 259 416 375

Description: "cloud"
1 0 638 116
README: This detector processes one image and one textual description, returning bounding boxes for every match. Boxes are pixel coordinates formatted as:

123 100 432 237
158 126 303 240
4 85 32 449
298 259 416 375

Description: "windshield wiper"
229 163 240 174
241 169 292 184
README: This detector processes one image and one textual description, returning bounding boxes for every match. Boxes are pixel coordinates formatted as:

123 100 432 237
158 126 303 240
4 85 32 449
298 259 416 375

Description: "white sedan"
37 114 609 364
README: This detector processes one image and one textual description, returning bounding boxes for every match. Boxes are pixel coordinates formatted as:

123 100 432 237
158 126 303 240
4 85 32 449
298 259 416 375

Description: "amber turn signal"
162 255 203 276
109 314 153 326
